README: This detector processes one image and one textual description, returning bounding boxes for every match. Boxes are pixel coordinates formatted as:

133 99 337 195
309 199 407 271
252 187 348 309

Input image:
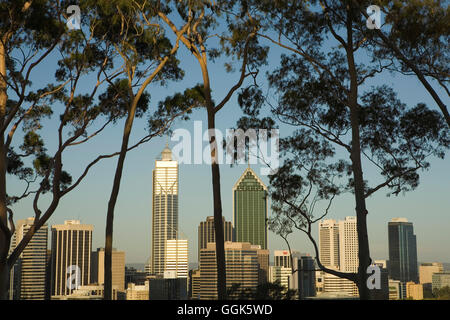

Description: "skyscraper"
318 217 358 297
319 219 339 269
50 220 93 298
151 145 179 276
233 167 268 249
338 216 358 273
198 216 233 263
9 218 48 300
388 218 419 284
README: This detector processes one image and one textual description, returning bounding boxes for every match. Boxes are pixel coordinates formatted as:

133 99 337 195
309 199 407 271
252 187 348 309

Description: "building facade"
165 239 188 279
233 168 268 249
91 248 125 292
388 218 418 283
199 242 260 300
9 218 48 300
151 146 179 276
432 272 450 292
289 255 316 299
198 216 233 263
319 219 339 269
50 220 93 298
419 262 444 285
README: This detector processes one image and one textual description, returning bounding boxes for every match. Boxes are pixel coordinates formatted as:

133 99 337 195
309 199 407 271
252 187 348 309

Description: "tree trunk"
206 111 227 300
104 101 137 300
0 40 10 300
345 6 371 300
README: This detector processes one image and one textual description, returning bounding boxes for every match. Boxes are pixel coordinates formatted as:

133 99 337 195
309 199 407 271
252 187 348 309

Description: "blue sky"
6 11 450 266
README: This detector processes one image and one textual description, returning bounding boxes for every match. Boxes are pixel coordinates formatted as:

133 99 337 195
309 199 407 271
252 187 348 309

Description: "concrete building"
151 145 179 276
125 266 147 287
432 272 450 292
388 218 418 284
91 248 125 293
50 220 93 298
126 281 149 300
406 281 423 300
198 216 233 263
198 242 260 300
339 217 358 273
9 218 48 300
233 167 268 249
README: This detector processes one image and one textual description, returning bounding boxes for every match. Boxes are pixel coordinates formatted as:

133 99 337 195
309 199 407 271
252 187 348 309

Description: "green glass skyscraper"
233 167 268 249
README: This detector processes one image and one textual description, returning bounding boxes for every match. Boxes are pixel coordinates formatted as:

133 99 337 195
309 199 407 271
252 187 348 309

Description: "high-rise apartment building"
388 218 418 283
50 220 93 298
199 242 260 300
9 218 48 300
151 145 179 276
198 216 233 262
91 248 125 292
233 167 268 249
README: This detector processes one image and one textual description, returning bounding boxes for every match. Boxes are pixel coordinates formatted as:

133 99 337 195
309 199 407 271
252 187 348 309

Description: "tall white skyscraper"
319 219 339 269
50 220 93 298
9 218 48 300
318 217 359 297
338 216 358 273
151 145 179 276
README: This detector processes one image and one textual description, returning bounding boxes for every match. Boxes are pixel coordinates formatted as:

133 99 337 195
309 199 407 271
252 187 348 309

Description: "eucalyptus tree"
353 0 449 127
151 0 268 299
237 0 449 299
81 0 196 300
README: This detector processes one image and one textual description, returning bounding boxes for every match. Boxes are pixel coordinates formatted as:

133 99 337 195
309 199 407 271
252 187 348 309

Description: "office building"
233 167 268 249
50 220 93 298
149 275 188 300
125 266 147 287
9 218 48 300
338 217 358 273
198 216 233 262
151 145 179 276
198 242 260 300
388 218 418 283
189 269 201 299
432 272 450 292
126 281 149 300
388 279 402 300
318 217 359 297
406 281 423 300
91 248 125 292
269 266 291 290
289 255 316 299
419 262 444 285
319 219 339 269
256 247 269 284
165 239 188 279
